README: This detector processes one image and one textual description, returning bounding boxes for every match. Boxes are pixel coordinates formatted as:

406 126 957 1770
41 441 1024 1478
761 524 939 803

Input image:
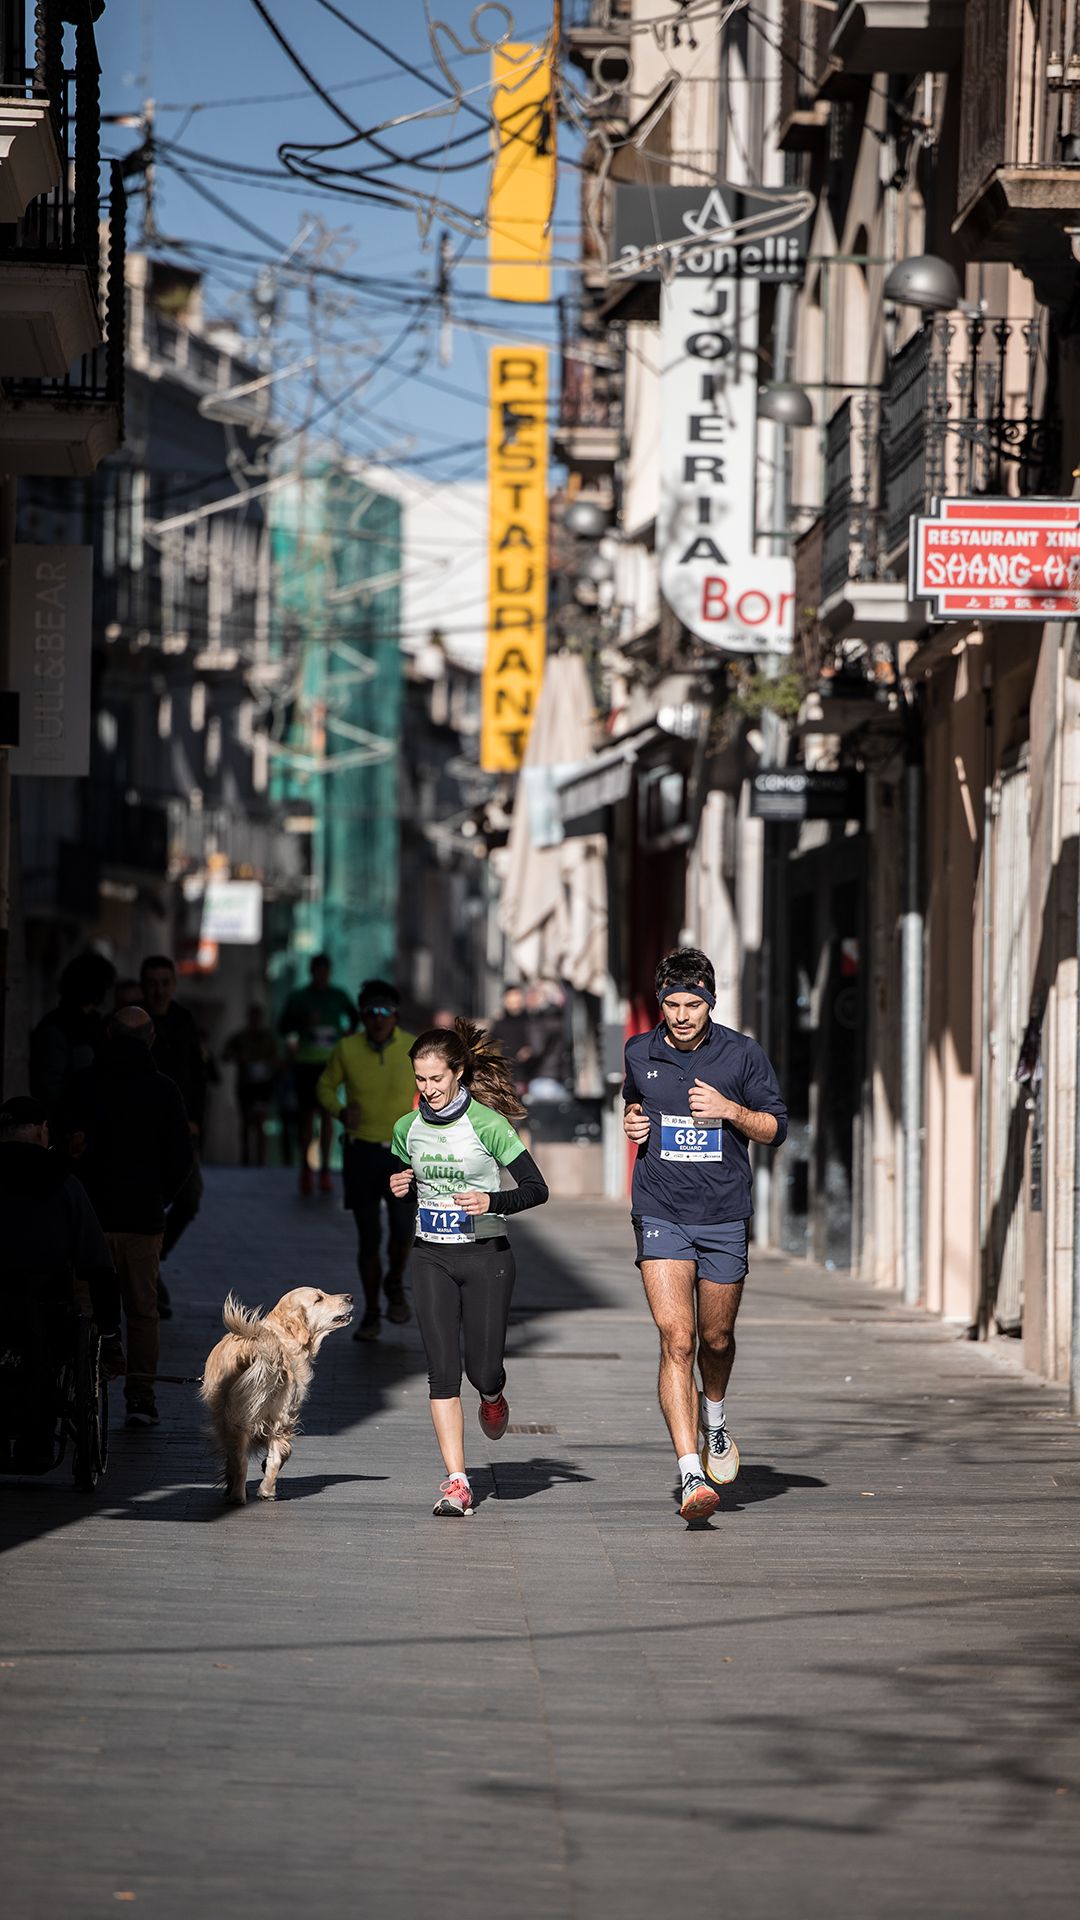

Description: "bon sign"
911 498 1080 620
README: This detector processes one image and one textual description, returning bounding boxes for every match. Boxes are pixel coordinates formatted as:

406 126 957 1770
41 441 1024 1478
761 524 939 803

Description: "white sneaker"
702 1423 740 1487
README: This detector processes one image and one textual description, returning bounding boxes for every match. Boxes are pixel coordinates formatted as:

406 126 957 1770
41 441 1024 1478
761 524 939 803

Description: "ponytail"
410 1016 527 1121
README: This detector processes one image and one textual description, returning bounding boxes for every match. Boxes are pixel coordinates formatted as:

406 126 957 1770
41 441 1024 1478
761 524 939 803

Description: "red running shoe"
478 1392 509 1441
318 1168 334 1195
433 1476 473 1517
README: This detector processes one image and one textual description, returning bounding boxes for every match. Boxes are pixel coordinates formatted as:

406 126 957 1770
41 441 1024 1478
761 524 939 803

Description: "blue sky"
98 1 571 478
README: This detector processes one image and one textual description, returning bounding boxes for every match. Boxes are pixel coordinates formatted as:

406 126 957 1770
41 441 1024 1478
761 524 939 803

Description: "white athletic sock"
449 1471 470 1487
677 1452 703 1483
481 1389 503 1403
703 1397 726 1430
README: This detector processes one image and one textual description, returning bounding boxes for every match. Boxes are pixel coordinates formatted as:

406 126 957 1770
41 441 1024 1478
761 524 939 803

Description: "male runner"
278 954 356 1195
623 947 787 1522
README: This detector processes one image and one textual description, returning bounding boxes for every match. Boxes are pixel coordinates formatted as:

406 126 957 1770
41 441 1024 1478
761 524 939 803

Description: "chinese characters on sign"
482 347 548 772
911 499 1080 619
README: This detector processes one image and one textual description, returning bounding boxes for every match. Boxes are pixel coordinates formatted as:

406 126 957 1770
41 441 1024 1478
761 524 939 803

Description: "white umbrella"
498 650 608 995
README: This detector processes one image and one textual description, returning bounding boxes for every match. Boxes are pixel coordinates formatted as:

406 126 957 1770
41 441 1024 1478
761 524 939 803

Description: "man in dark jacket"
140 953 206 1263
68 1008 193 1428
0 1096 124 1466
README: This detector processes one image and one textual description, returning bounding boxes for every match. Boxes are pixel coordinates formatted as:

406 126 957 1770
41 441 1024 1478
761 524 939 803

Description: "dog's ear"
267 1304 311 1349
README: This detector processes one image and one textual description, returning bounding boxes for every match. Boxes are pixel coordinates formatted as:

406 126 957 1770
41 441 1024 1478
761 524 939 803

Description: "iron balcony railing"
821 313 1062 597
0 0 103 278
1 160 126 422
958 0 1080 205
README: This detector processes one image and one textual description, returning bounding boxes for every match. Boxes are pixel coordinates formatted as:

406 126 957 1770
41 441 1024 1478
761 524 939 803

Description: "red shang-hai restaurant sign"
911 498 1080 621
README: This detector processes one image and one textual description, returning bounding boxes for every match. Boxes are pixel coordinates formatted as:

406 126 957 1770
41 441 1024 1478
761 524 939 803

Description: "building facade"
556 1 1080 1392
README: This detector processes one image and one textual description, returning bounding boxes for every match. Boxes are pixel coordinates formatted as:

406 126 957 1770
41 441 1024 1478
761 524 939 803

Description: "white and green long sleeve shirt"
391 1096 548 1244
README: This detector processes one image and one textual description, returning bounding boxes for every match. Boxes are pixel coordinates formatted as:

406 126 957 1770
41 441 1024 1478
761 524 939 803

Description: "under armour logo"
645 1228 661 1239
646 1070 659 1080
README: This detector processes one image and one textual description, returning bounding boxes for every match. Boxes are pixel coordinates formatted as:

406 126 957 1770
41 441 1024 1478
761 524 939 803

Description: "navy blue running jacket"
622 1022 788 1225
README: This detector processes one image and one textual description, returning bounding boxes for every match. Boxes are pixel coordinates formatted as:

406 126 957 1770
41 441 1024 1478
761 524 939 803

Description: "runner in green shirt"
389 1018 549 1517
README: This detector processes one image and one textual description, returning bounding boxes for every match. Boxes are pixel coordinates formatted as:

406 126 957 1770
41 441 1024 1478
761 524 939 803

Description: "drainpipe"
893 630 924 1308
1072 797 1080 1416
0 476 15 1097
753 282 795 1244
976 664 994 1337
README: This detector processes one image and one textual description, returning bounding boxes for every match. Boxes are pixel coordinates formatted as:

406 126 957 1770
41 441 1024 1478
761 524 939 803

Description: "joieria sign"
657 234 795 651
614 185 802 655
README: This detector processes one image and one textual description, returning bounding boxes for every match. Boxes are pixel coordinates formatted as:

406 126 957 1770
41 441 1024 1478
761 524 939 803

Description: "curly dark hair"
410 1018 526 1121
655 947 716 999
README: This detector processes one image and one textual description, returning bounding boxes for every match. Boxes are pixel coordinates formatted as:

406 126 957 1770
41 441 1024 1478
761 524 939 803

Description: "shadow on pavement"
0 1173 612 1554
472 1456 594 1506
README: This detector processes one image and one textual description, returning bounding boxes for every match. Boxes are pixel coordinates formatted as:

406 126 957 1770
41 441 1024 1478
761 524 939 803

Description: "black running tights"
411 1237 516 1400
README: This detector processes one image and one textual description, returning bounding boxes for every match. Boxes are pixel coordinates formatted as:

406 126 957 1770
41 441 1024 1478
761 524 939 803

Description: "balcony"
953 0 1080 306
820 396 922 644
0 160 125 473
829 0 964 75
0 3 108 375
814 314 1060 644
552 301 623 472
777 0 832 149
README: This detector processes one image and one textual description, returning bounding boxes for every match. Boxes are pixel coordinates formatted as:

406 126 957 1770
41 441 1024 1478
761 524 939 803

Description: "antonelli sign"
612 184 810 283
911 498 1080 620
658 272 794 654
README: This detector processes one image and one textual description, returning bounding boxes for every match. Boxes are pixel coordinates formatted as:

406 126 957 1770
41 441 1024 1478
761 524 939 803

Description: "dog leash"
124 1371 204 1387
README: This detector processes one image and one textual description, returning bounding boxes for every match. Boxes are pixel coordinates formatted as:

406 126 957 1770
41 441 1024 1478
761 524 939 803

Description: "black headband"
658 982 716 1010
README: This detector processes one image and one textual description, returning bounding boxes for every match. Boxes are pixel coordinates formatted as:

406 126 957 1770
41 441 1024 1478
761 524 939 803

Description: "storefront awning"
554 727 659 828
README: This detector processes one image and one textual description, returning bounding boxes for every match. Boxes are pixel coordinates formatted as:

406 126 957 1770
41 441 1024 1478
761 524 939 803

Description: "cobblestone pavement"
1 1169 1079 1919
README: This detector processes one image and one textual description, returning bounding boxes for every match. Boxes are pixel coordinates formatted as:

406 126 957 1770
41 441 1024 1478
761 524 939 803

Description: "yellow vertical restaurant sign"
482 346 548 772
487 42 554 303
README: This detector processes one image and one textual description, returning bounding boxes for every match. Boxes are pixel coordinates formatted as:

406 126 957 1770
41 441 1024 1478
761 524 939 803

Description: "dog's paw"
225 1486 247 1506
256 1483 276 1500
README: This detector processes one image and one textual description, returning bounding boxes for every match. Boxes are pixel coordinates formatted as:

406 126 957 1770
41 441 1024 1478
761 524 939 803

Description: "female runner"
389 1019 549 1516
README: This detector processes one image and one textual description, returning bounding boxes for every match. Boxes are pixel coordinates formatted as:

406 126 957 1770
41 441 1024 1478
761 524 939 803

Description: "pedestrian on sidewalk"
140 955 206 1284
623 948 787 1522
29 949 116 1128
67 1008 193 1429
317 981 417 1338
278 954 357 1195
0 1097 125 1469
389 1019 549 1518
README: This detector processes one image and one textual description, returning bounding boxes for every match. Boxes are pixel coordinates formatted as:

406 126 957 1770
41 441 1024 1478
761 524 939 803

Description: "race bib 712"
418 1205 475 1242
660 1114 722 1162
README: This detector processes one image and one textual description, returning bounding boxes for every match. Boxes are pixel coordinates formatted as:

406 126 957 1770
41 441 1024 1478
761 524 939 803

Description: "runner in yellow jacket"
317 978 416 1340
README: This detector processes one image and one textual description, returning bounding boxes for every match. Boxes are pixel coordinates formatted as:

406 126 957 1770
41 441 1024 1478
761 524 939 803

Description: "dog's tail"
222 1293 262 1337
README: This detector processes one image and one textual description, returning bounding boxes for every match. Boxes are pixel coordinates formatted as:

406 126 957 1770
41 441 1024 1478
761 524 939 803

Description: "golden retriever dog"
200 1287 353 1504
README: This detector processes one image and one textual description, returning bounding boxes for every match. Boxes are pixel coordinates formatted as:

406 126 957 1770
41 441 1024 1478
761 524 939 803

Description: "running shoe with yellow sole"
679 1471 720 1522
702 1423 740 1487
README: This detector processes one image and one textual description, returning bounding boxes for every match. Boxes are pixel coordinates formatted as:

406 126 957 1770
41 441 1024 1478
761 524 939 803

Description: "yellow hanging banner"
482 346 548 773
487 42 554 303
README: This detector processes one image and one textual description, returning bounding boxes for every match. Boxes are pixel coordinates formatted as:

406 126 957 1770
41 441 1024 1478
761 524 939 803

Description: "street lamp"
883 253 960 313
758 382 814 428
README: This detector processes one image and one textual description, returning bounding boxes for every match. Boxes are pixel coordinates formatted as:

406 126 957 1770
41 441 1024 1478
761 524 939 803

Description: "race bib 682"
660 1114 722 1162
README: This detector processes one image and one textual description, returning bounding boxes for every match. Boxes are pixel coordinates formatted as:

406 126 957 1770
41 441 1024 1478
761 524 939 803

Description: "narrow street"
1 1172 1078 1919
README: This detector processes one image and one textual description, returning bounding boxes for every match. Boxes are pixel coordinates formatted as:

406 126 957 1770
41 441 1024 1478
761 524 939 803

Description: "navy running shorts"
632 1215 750 1285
